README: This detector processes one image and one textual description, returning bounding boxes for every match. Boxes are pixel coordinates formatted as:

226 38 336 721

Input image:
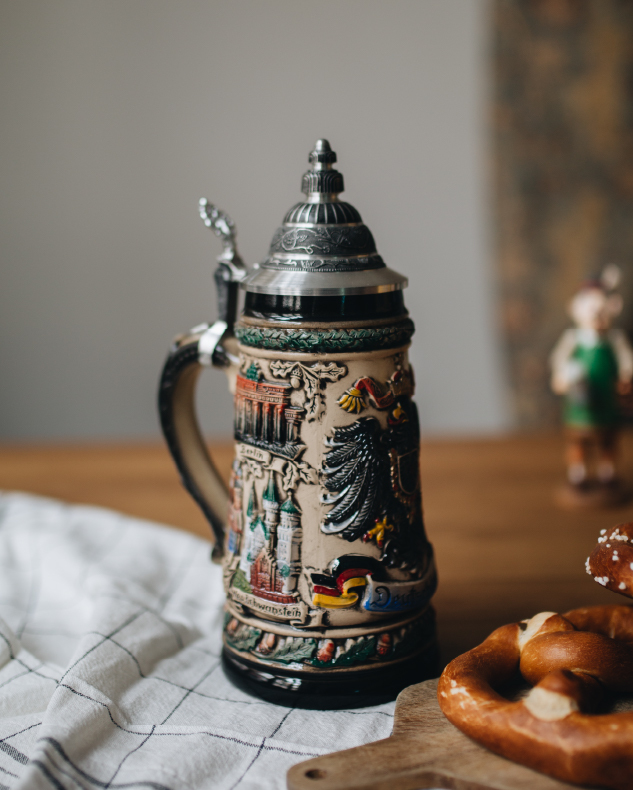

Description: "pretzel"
437 521 633 790
587 522 633 596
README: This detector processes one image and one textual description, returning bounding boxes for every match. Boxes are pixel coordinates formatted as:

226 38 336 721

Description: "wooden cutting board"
286 679 596 790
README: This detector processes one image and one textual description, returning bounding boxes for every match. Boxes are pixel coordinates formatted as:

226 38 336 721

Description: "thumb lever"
198 199 247 332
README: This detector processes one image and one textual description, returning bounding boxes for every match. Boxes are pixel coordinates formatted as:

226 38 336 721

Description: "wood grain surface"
287 678 595 790
1 431 632 665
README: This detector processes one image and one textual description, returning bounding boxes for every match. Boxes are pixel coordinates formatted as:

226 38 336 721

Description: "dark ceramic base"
221 641 440 710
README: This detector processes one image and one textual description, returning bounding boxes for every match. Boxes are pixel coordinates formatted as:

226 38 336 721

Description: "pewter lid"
242 140 407 297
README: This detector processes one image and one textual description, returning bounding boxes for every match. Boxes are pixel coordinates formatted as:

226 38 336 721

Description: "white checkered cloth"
0 492 397 790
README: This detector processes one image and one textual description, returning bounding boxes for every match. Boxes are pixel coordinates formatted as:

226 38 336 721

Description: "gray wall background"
0 0 509 441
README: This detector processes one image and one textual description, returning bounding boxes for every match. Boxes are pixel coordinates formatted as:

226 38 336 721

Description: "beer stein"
158 140 438 708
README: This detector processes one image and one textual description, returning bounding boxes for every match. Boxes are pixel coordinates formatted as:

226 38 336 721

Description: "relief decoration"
321 363 426 572
234 319 415 354
234 361 305 461
337 368 414 414
225 459 309 624
307 553 436 613
269 360 347 421
268 224 376 258
223 607 435 669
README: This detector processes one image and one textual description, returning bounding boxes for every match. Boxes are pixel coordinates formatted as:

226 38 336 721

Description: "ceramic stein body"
159 141 438 707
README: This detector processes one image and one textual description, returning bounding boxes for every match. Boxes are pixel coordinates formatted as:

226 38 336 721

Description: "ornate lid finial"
302 139 344 197
309 139 337 167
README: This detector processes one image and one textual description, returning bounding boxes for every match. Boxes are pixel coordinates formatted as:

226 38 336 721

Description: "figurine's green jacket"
550 328 633 429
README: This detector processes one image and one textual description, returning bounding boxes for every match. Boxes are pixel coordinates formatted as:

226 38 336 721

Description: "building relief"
226 468 303 608
234 361 305 460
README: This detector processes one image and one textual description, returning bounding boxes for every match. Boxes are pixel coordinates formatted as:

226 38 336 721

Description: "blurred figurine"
550 265 633 506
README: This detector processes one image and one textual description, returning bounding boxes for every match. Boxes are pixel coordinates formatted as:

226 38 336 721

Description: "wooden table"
2 432 631 665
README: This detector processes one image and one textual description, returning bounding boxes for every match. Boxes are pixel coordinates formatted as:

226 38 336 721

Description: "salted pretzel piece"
438 606 633 790
587 521 633 596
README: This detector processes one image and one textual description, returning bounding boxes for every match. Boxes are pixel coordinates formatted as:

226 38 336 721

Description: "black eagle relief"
320 399 425 571
321 417 387 541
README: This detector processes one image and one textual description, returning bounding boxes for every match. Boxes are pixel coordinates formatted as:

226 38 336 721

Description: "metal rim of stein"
158 140 438 709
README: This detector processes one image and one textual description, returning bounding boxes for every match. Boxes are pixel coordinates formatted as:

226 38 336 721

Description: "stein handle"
158 201 246 563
